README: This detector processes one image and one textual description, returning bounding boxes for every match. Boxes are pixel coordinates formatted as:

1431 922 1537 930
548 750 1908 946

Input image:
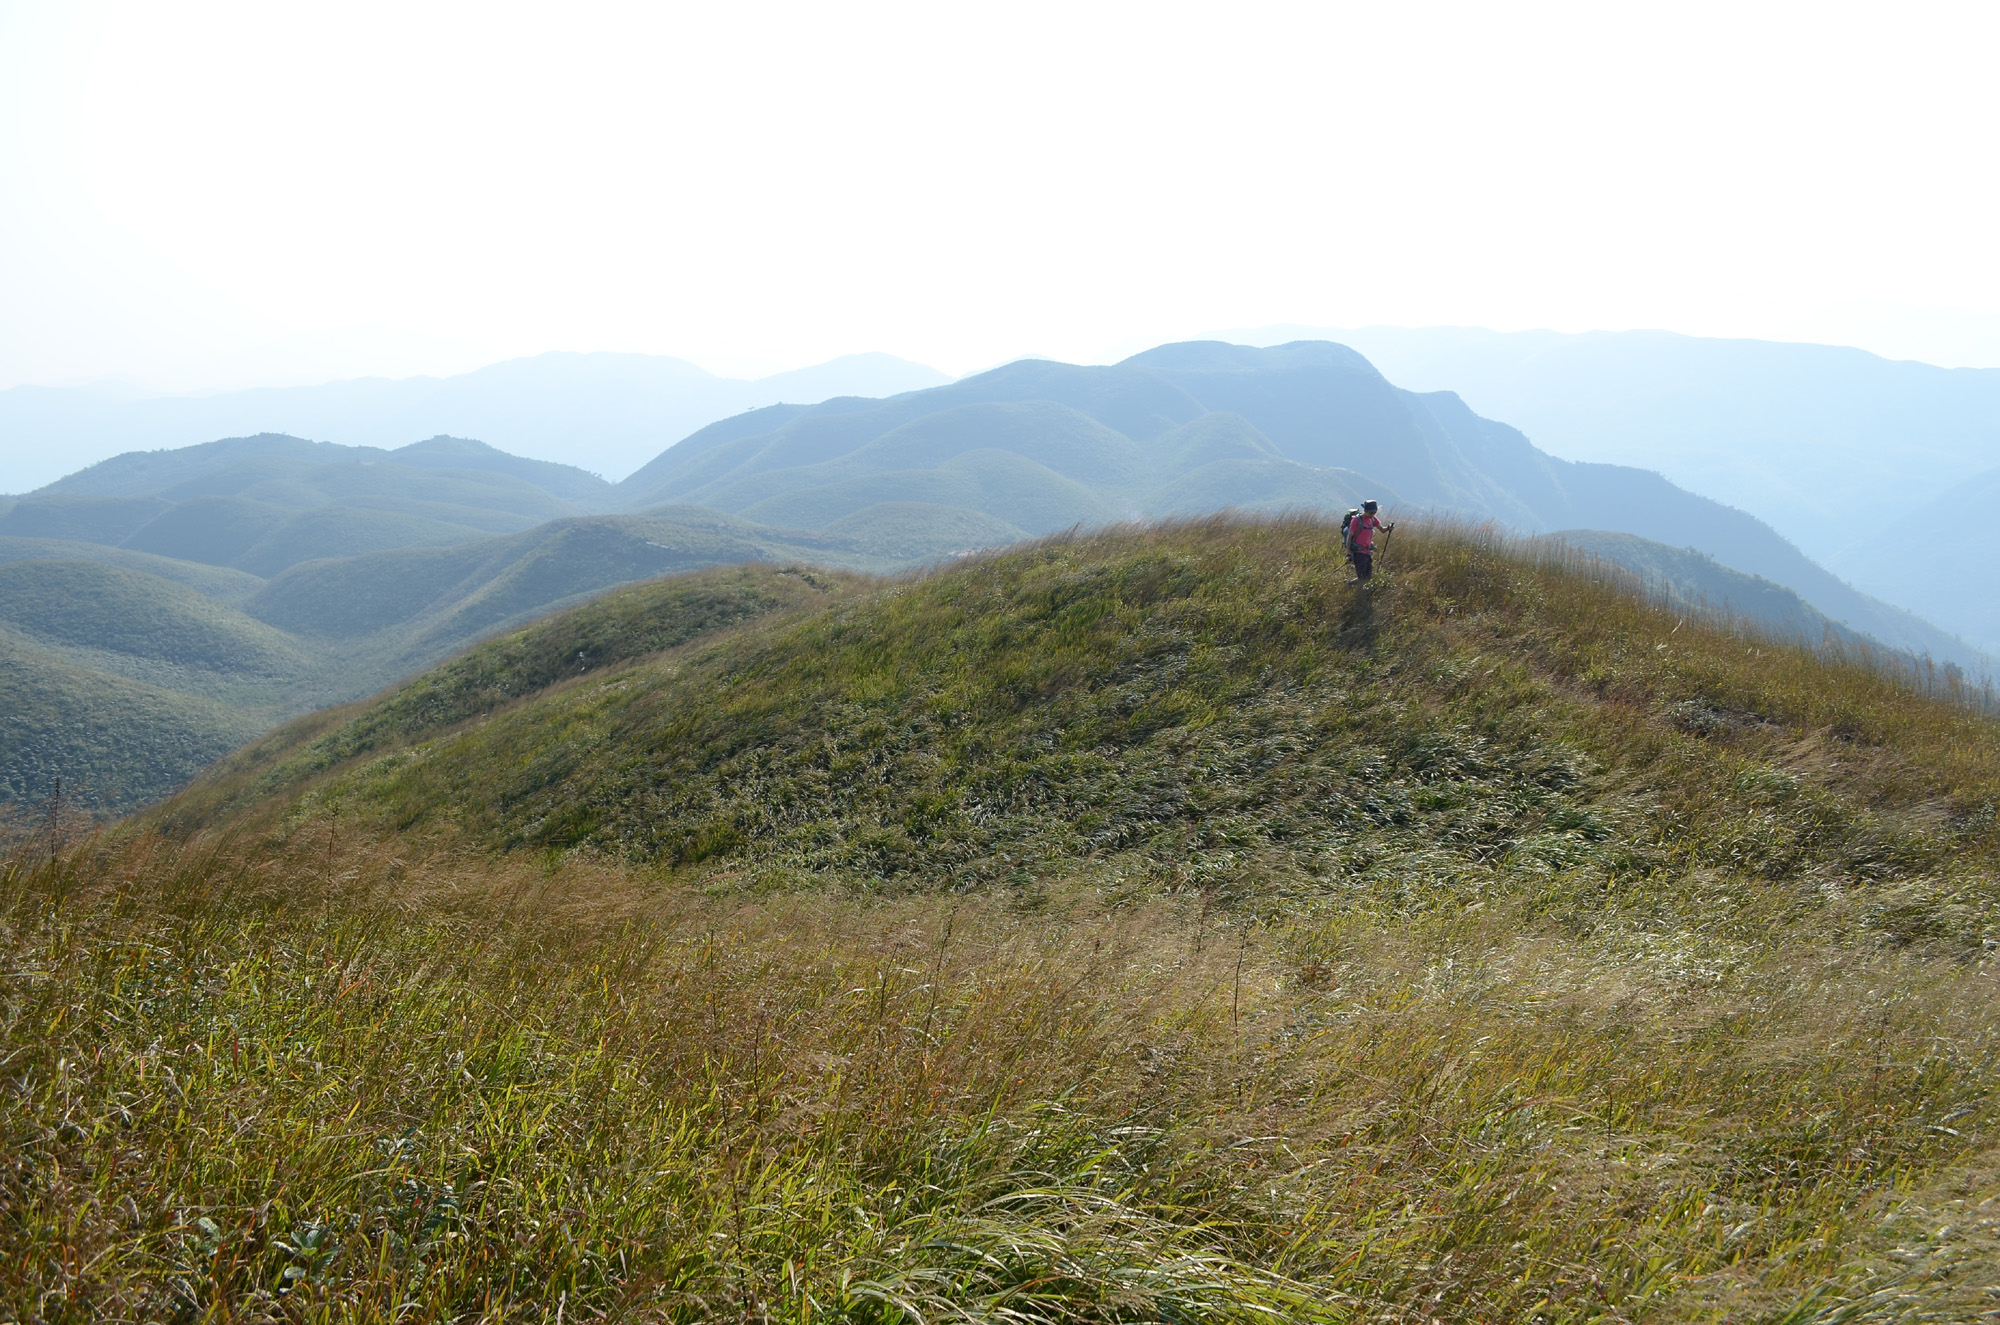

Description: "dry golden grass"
11 518 2000 1322
10 824 2000 1322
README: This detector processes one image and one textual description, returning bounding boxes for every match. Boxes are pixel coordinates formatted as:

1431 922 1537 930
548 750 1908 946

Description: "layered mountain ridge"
4 338 1989 813
1314 324 2000 651
618 340 1983 670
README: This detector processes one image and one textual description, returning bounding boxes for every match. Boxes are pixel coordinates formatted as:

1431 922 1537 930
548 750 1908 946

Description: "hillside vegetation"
0 509 890 815
7 341 1988 821
171 518 2000 892
0 632 262 809
0 534 267 603
0 560 307 674
612 341 1982 674
190 562 869 817
14 520 1995 1319
0 561 327 809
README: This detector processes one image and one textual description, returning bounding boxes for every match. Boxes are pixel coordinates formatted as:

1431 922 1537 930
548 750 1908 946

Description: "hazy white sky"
4 0 1999 393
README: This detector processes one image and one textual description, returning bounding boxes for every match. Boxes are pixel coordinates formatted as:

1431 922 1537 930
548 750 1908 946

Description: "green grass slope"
173 563 866 823
176 519 2000 894
0 632 262 810
0 560 306 674
20 517 1990 1320
0 535 266 603
0 493 172 544
1550 529 1870 648
818 501 1027 560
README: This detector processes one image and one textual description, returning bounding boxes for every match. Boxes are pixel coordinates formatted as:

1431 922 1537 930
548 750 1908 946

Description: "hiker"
1344 500 1394 583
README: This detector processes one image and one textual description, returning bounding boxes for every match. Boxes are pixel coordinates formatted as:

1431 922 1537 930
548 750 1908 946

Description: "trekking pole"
46 776 62 865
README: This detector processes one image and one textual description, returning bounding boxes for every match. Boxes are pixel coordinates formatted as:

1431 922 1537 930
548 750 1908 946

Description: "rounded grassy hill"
15 518 2000 1322
167 517 2000 916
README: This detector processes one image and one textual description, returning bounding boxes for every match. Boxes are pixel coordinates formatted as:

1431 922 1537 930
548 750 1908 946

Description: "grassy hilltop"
12 340 1991 818
10 518 2000 1322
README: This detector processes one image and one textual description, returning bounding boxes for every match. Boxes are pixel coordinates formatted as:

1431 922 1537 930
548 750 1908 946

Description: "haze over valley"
1317 325 2000 649
4 336 1990 816
10 3 2000 1318
0 350 951 489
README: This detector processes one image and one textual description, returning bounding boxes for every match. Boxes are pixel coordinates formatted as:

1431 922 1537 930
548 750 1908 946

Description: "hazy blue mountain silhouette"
8 339 1989 674
1 435 621 579
0 351 951 490
10 336 2000 810
1548 530 1878 651
1857 465 2000 652
1304 326 2000 543
33 432 613 505
616 339 1985 671
1291 326 2000 641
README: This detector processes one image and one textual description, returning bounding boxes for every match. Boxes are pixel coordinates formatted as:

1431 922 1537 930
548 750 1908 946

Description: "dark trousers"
1352 551 1374 581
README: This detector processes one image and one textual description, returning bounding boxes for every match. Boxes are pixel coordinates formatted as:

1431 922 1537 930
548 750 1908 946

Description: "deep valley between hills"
8 340 2000 1322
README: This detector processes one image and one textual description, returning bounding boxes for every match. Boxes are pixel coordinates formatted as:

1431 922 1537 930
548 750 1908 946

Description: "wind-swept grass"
12 518 2000 1320
161 518 2000 905
9 828 2000 1321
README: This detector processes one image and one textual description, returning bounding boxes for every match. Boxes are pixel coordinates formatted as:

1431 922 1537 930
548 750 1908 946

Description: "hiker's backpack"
1340 509 1359 552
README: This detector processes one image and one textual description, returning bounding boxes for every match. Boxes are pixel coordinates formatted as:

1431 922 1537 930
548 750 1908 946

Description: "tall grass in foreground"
9 827 2000 1323
16 518 2000 1322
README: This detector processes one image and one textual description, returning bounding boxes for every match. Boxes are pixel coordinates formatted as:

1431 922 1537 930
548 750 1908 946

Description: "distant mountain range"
16 329 1998 651
2 337 1990 812
0 350 953 489
619 340 1984 669
1294 325 2000 651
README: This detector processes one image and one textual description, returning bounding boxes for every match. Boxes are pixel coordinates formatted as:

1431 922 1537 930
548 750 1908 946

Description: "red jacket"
1350 513 1385 551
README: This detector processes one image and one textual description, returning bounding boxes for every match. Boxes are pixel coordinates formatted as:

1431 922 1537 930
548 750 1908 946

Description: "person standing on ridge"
1347 499 1393 583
